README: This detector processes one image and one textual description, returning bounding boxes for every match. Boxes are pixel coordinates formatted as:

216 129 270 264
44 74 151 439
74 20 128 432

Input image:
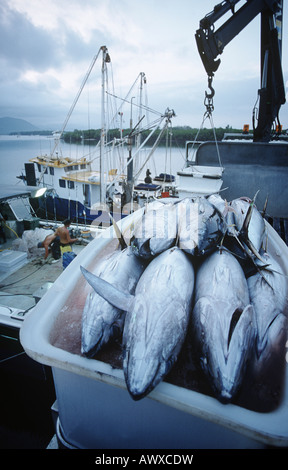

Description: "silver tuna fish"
123 247 195 400
228 196 266 257
81 247 195 400
247 252 288 363
177 197 224 256
209 193 267 270
207 193 227 215
131 201 178 259
80 246 146 357
192 249 255 403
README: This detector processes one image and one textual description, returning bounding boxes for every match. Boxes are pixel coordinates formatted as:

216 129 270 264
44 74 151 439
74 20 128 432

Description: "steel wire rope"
106 114 167 191
0 351 26 364
86 78 163 167
106 91 163 118
182 112 206 170
168 127 186 163
187 107 223 173
134 76 150 176
209 112 223 170
133 117 172 181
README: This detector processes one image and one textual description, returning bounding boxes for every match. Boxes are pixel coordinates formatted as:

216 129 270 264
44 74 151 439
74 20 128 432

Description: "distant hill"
0 116 39 135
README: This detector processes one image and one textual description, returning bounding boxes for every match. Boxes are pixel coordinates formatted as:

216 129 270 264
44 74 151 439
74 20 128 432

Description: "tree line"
62 125 249 148
10 130 54 136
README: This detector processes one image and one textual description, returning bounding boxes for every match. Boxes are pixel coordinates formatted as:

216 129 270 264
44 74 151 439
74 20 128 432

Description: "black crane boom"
195 0 286 142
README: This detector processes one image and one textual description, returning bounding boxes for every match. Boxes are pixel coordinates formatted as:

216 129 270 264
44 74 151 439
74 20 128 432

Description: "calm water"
0 135 187 189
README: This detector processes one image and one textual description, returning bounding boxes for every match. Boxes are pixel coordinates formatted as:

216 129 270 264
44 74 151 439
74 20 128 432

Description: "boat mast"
135 72 146 149
100 46 111 204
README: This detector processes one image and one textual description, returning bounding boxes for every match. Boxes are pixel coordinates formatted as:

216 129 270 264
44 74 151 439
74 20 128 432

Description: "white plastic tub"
20 208 288 449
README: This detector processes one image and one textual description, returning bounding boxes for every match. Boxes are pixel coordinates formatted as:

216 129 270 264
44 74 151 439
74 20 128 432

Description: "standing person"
54 219 79 253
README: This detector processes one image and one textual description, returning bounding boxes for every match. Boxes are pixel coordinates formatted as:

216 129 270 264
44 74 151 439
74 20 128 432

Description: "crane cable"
192 75 223 171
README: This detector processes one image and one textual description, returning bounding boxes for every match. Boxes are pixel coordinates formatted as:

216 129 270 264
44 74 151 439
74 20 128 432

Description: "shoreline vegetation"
9 125 251 146
63 126 249 147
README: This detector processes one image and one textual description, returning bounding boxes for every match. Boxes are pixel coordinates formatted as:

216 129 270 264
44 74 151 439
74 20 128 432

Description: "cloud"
7 0 143 48
0 2 56 72
0 0 287 131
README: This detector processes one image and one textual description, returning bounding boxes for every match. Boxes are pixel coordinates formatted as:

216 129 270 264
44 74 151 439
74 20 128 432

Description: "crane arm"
195 0 286 142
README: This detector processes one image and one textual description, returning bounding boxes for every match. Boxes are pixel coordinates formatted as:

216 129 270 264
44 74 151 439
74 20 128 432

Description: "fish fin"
260 264 288 279
80 266 134 312
231 230 247 253
241 190 260 235
227 305 255 350
245 238 266 263
253 262 288 289
257 313 287 359
262 194 269 218
108 213 127 250
238 190 268 263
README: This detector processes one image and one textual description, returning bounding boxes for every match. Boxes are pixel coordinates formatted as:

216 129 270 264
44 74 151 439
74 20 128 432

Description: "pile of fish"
80 195 288 403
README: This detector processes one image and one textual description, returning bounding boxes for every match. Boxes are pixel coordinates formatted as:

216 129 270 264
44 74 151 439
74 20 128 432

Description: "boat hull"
194 141 288 217
33 194 123 225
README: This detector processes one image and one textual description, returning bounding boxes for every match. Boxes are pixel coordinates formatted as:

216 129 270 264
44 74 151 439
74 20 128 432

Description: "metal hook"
204 75 215 116
205 76 215 100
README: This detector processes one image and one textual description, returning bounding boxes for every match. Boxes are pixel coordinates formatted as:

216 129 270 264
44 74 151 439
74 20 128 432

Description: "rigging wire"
106 114 168 191
106 90 163 118
51 47 103 156
133 117 172 181
188 75 223 171
0 351 26 364
106 61 126 173
209 112 223 170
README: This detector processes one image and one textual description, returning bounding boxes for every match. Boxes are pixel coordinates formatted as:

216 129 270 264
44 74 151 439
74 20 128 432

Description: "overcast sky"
1 0 287 131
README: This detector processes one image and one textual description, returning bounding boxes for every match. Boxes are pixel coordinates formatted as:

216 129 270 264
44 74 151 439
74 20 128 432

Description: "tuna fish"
177 197 224 256
228 196 266 256
247 252 288 363
192 249 255 403
80 246 146 357
207 193 227 215
131 201 177 259
81 247 195 399
209 193 267 272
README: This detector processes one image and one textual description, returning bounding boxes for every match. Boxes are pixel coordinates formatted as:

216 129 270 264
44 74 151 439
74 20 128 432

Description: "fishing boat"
18 47 180 227
16 0 288 450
